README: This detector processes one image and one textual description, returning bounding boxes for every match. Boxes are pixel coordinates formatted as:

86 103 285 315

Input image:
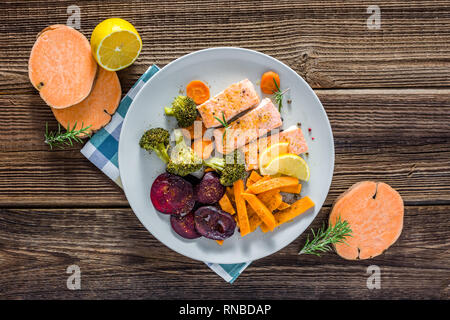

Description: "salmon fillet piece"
213 98 282 154
244 126 308 170
197 79 260 128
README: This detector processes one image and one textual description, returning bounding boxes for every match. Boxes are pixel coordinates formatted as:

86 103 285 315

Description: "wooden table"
1 0 449 300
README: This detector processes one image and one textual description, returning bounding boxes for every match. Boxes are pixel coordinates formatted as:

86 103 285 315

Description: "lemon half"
263 154 310 181
91 18 142 71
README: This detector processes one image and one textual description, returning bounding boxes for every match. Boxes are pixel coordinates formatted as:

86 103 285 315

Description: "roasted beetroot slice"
150 173 195 215
195 171 225 204
194 206 236 240
170 212 201 239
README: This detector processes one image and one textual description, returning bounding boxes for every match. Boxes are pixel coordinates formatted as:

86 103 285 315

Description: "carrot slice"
216 240 224 245
260 71 280 94
241 193 276 231
192 139 213 159
51 68 121 136
279 184 302 194
248 170 262 183
277 201 291 211
257 189 282 211
219 193 235 215
186 80 210 105
233 180 251 236
247 177 298 194
29 25 97 108
329 181 404 260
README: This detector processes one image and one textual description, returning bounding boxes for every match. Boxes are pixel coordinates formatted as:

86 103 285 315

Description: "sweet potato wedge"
29 25 97 108
219 193 235 215
233 180 251 236
329 181 404 260
247 177 298 194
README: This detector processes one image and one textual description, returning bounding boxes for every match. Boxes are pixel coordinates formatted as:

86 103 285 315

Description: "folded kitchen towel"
81 64 251 283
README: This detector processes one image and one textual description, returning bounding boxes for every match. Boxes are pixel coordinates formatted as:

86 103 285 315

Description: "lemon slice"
263 154 310 181
259 142 289 175
91 18 142 71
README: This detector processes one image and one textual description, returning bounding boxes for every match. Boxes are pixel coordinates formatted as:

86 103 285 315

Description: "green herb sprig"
273 78 290 112
214 111 229 139
299 217 352 256
44 122 91 150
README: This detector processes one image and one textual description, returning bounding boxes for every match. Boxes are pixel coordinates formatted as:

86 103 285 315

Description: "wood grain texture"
0 206 448 299
1 0 450 93
0 90 448 206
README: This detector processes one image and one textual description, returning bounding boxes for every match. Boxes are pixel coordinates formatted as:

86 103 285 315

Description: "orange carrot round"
260 71 280 94
186 80 210 105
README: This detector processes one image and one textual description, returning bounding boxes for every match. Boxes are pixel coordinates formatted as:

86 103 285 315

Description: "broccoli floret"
164 95 198 128
166 129 203 176
139 127 170 163
204 151 246 186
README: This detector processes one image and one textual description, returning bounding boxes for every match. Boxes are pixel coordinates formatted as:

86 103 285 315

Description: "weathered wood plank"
1 0 450 92
0 90 448 206
0 206 447 299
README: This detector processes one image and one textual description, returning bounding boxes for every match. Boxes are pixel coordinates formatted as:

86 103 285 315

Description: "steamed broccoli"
204 151 246 186
139 127 170 163
166 129 203 176
164 95 198 128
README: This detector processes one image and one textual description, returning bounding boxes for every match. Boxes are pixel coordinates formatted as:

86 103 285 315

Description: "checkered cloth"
81 65 251 283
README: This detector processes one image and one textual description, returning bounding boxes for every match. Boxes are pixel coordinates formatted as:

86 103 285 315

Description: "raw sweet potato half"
28 25 97 108
51 67 121 136
329 181 404 260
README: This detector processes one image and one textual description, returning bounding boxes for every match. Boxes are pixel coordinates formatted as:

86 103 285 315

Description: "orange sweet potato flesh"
29 25 97 108
329 181 404 260
247 177 298 194
234 180 251 236
241 193 276 231
219 193 235 215
51 68 121 136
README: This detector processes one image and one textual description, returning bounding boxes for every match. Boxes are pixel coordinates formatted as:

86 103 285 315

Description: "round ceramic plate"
119 47 334 264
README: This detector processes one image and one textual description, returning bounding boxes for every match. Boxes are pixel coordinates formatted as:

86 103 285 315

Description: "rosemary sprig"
44 122 91 150
299 216 352 256
273 77 289 112
214 111 229 139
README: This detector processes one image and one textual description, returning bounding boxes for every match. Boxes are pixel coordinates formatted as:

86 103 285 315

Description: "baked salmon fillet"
197 79 260 128
243 126 309 170
213 98 282 154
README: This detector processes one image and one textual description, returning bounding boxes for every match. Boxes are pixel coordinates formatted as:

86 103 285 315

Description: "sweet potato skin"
329 181 404 260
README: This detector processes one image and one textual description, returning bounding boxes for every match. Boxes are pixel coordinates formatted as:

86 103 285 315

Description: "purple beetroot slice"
195 171 225 204
194 206 236 240
150 173 195 215
170 212 201 239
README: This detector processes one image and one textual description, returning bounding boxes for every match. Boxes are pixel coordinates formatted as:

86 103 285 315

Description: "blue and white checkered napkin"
81 64 251 283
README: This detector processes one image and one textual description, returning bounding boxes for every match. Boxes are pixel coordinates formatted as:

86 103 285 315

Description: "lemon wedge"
259 142 289 175
263 154 310 181
91 18 142 71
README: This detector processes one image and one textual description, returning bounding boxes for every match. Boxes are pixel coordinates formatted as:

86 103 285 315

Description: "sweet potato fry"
279 184 302 194
241 193 276 231
234 180 251 236
219 193 235 215
247 176 299 194
257 189 282 211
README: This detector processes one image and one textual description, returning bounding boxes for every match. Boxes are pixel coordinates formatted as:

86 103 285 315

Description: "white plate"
119 47 334 264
